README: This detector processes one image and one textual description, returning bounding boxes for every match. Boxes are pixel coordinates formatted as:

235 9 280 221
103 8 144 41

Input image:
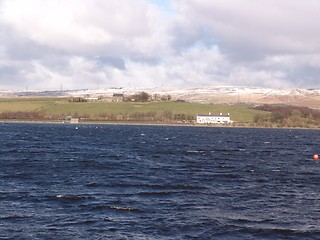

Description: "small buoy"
313 154 319 161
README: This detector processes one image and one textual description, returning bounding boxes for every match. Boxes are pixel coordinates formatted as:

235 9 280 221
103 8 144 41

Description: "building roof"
197 114 230 117
113 93 124 97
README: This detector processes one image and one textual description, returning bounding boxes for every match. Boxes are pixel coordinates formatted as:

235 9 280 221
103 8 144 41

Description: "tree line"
0 110 195 123
68 92 172 103
124 92 172 102
95 110 194 122
252 105 320 128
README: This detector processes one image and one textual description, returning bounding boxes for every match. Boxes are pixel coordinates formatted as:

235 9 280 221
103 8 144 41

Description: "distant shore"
1 119 320 130
0 118 238 127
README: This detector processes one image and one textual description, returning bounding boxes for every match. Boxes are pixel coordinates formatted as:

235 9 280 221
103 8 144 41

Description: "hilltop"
1 86 320 108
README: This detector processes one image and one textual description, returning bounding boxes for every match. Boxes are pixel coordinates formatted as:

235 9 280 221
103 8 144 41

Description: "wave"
91 205 143 213
45 194 95 202
110 183 206 190
197 222 320 239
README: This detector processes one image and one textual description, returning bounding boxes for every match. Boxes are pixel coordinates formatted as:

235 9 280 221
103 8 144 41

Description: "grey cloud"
5 38 54 61
0 64 32 87
174 0 320 57
0 65 18 78
92 56 126 70
286 66 320 88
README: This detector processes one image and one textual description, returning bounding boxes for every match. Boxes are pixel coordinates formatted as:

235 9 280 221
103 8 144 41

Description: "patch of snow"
1 86 320 102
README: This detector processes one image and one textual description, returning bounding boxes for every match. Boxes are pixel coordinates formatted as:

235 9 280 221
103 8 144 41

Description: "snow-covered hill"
1 86 320 107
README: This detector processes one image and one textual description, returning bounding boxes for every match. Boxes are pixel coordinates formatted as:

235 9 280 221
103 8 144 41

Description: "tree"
125 92 150 102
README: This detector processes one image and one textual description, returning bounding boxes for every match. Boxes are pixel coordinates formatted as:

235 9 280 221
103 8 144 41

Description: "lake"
0 123 319 239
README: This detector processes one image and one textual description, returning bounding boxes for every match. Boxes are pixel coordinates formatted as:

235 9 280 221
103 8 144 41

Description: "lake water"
0 123 320 239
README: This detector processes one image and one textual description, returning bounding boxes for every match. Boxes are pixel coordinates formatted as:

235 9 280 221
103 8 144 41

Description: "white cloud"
0 0 320 90
173 0 320 55
1 0 167 56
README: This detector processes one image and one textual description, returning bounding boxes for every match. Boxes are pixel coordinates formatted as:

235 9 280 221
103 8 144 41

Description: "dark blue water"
1 123 320 239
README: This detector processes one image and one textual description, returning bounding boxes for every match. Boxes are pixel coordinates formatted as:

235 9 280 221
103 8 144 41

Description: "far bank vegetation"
252 105 320 128
0 109 192 123
2 93 320 128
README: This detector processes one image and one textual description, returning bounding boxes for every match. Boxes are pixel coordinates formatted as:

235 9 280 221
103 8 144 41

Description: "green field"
0 98 58 112
0 98 268 123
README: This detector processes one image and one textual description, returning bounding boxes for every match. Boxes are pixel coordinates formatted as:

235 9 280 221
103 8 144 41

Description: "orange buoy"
313 154 319 161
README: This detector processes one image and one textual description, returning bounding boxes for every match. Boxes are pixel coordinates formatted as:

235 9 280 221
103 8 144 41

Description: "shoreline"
1 119 320 130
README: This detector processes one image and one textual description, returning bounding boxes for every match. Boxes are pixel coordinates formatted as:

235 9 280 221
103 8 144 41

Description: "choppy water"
1 123 320 239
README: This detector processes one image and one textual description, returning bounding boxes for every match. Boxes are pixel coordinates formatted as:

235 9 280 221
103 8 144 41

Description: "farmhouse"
196 113 232 124
112 93 124 102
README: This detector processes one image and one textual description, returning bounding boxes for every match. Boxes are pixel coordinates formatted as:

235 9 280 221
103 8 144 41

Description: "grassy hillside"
0 98 59 112
0 98 268 123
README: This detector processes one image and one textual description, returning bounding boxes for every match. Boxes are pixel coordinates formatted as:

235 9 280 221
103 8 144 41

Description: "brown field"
182 92 320 109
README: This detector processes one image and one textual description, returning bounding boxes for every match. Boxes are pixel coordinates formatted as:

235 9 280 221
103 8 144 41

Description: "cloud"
173 0 320 55
170 0 320 87
0 0 170 89
0 0 320 90
1 0 167 56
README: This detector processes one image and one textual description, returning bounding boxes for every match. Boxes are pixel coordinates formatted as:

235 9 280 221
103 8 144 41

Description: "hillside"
2 86 320 108
2 86 320 127
0 98 265 124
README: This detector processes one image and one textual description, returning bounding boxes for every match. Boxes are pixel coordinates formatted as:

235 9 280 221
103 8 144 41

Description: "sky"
0 0 320 90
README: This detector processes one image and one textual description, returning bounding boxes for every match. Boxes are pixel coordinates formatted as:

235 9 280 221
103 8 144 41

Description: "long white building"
196 113 232 124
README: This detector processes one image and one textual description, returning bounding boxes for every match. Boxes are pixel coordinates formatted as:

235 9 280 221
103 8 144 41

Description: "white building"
196 113 232 124
64 116 79 124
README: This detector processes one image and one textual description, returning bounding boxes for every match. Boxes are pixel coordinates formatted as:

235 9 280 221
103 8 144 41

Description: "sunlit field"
0 98 266 123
